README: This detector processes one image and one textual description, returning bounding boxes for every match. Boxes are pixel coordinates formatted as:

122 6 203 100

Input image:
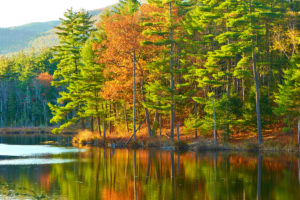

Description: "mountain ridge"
0 7 109 55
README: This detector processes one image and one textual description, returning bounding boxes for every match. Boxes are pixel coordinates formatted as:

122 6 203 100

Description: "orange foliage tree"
94 10 156 137
36 72 53 87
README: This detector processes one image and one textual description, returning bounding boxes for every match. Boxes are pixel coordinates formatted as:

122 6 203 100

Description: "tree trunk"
97 116 101 136
90 117 94 132
225 13 231 139
81 118 85 130
195 84 198 139
160 113 162 137
177 123 180 141
152 110 159 136
250 0 263 145
252 44 263 145
141 79 152 137
145 108 152 137
114 103 118 119
43 100 47 127
169 2 175 142
242 76 245 102
103 121 106 140
133 51 137 142
195 101 198 139
298 117 300 148
124 103 129 133
213 99 217 145
177 153 180 173
226 61 231 140
109 102 112 134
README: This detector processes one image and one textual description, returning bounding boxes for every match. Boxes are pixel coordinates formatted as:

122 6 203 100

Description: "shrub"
72 130 101 145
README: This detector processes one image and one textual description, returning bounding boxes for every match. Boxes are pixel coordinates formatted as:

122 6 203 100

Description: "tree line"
1 0 299 145
0 50 57 127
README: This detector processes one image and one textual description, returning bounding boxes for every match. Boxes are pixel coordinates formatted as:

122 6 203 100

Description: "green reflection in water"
0 146 299 200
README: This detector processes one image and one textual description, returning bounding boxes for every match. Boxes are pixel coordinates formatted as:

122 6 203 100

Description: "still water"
0 135 299 200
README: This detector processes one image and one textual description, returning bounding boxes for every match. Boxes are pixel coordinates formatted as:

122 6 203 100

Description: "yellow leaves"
208 92 215 98
272 26 299 58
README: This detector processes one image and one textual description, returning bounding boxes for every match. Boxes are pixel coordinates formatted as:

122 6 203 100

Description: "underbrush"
72 130 103 146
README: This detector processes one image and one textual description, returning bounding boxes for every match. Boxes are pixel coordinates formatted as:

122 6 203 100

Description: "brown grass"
1 121 298 152
72 130 101 145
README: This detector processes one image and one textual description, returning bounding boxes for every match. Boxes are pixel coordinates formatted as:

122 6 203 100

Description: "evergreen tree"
142 0 192 141
274 57 300 144
49 9 94 134
80 36 105 137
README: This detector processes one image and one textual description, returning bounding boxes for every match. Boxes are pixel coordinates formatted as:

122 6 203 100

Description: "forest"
0 0 299 146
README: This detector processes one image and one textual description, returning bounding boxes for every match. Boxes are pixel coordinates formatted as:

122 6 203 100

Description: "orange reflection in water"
1 148 300 200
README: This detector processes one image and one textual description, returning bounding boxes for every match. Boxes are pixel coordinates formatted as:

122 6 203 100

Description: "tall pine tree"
49 9 94 134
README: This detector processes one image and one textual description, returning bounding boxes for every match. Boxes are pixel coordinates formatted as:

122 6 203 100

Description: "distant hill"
0 8 109 55
0 21 60 55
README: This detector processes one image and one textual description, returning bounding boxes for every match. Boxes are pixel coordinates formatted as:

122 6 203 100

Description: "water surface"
0 143 82 157
0 135 299 199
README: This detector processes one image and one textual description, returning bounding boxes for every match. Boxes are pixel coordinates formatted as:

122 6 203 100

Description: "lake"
0 134 299 199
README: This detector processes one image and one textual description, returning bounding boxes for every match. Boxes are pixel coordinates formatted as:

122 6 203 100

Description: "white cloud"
0 0 118 27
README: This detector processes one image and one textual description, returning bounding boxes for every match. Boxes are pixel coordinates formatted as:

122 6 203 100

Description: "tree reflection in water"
0 148 299 199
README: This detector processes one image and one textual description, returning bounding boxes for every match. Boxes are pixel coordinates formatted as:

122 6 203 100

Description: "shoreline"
72 137 300 154
0 128 299 154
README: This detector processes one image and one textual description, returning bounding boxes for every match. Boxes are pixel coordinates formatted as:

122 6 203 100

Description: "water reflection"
0 158 75 165
0 134 73 145
257 154 262 200
134 149 137 200
0 144 82 157
0 147 299 199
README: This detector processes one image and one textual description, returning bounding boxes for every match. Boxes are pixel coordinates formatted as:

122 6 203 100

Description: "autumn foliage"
36 72 53 87
95 13 147 104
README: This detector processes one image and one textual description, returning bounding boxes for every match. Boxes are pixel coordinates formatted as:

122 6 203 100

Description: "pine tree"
273 0 299 145
49 9 94 134
274 56 300 145
142 0 192 141
80 36 105 137
237 0 282 144
114 0 140 15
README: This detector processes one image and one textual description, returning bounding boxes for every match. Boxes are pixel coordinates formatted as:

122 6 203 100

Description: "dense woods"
0 0 299 145
0 50 57 127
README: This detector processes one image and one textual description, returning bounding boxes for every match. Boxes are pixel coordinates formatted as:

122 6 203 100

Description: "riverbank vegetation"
0 0 299 148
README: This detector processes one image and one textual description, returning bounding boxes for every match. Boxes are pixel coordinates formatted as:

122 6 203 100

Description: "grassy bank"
71 130 300 153
1 127 299 153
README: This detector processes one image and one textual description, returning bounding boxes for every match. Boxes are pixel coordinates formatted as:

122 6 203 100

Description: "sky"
0 0 119 28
